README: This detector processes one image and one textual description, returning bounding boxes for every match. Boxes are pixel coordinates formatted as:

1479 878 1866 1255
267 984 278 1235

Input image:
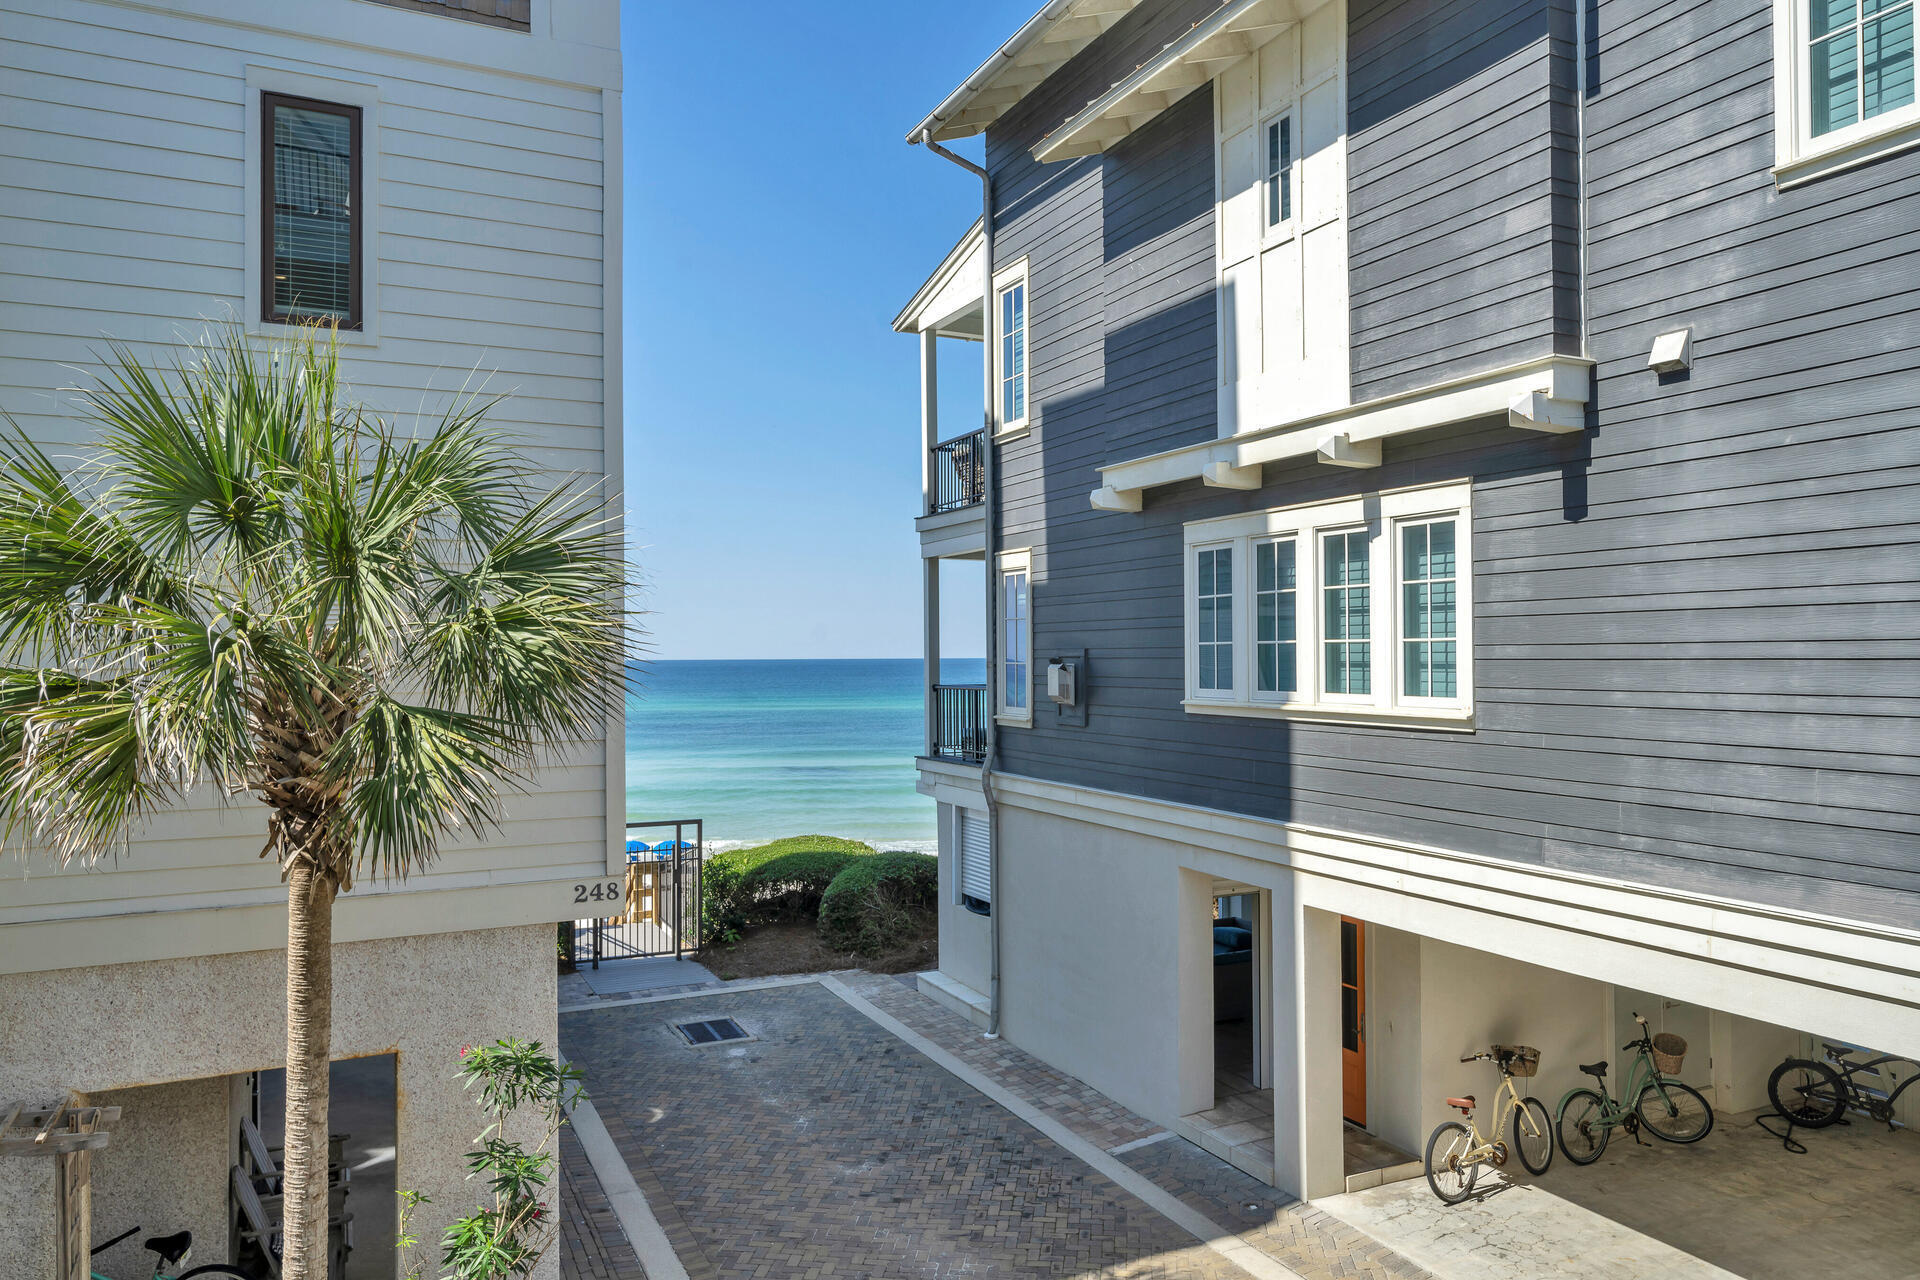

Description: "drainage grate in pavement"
674 1017 750 1046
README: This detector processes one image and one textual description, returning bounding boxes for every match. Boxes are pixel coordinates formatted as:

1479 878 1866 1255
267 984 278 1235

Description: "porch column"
920 328 939 515
924 557 941 756
1275 899 1345 1199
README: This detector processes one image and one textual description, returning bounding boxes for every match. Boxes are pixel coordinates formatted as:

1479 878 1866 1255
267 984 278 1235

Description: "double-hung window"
262 92 361 327
999 549 1032 724
1183 482 1473 724
1774 0 1920 182
994 260 1031 435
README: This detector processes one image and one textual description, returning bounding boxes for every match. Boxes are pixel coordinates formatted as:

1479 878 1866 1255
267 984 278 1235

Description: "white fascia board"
908 0 1146 143
1091 353 1593 505
1033 0 1308 164
893 219 987 335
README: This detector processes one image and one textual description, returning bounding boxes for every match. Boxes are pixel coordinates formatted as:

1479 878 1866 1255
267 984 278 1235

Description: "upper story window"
1183 482 1474 726
263 93 361 328
999 549 1032 723
1263 114 1293 228
364 0 532 30
1774 0 1920 184
994 260 1031 436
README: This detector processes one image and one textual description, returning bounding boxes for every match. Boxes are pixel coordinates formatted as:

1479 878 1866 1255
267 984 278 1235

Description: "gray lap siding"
984 0 1920 929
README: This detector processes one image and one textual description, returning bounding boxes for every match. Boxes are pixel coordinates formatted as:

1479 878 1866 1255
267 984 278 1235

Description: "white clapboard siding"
0 0 622 973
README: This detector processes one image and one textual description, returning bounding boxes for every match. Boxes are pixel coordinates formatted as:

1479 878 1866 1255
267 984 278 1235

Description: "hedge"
700 835 874 944
818 852 939 955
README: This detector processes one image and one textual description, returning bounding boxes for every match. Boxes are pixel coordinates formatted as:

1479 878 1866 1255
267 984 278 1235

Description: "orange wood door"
1341 917 1366 1126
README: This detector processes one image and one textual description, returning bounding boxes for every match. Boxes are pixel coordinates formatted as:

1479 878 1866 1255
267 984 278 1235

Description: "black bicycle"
1767 1041 1917 1130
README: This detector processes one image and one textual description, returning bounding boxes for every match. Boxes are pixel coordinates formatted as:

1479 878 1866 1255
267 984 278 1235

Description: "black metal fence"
932 684 988 763
570 819 704 968
930 430 987 514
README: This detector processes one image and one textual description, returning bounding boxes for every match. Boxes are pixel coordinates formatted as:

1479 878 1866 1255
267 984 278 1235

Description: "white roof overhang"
908 0 1148 144
893 219 987 338
1033 0 1313 163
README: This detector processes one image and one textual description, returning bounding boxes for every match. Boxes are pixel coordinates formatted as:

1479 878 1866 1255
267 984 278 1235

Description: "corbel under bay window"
998 548 1032 725
1183 482 1473 727
1773 0 1920 185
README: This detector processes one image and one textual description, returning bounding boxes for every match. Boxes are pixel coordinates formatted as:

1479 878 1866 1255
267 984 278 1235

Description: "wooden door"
1341 917 1365 1126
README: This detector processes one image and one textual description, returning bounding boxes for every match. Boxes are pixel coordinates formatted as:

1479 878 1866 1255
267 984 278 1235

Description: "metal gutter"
906 0 1082 142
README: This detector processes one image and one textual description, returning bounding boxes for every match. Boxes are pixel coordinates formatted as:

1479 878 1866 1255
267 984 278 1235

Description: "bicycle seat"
144 1231 191 1266
1823 1042 1854 1060
1446 1095 1476 1112
1579 1060 1608 1079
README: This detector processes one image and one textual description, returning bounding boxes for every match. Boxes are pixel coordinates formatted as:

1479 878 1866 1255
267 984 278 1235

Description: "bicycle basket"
1651 1033 1687 1074
1494 1045 1540 1077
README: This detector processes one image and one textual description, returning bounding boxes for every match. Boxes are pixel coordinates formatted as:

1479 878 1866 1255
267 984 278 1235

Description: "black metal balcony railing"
932 684 988 762
930 430 987 514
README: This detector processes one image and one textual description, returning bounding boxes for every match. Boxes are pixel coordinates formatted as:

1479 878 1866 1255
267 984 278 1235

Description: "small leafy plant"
399 1038 584 1279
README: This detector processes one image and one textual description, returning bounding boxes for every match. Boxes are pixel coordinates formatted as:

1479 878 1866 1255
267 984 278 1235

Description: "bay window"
1183 482 1473 724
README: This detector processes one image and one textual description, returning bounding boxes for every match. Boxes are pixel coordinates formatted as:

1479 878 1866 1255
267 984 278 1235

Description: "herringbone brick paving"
561 1126 651 1280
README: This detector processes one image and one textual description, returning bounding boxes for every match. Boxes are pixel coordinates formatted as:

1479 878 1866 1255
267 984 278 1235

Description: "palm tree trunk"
282 859 336 1280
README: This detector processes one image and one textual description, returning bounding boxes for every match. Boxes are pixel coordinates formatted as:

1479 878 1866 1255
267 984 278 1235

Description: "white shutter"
958 810 992 905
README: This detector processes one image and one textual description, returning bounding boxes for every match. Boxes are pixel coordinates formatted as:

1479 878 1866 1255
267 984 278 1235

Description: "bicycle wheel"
1556 1089 1611 1165
1512 1096 1555 1175
1636 1079 1714 1143
179 1268 262 1279
1767 1058 1844 1128
1423 1120 1479 1204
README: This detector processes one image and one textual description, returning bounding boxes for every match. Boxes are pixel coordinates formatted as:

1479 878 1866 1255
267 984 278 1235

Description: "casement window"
994 260 1031 435
1774 0 1920 183
999 549 1032 724
957 808 992 914
1263 113 1293 228
1183 482 1473 725
262 92 361 327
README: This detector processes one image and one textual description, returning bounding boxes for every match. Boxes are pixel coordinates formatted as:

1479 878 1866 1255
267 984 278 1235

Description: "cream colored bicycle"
1423 1045 1555 1202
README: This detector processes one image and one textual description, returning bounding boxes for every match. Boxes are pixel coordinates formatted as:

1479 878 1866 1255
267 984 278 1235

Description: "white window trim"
997 547 1033 726
992 258 1032 439
1772 0 1920 188
244 65 383 346
1180 481 1474 728
1259 109 1296 242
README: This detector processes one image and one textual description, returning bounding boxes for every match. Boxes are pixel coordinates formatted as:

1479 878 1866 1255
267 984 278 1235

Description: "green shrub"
818 852 939 955
700 835 874 944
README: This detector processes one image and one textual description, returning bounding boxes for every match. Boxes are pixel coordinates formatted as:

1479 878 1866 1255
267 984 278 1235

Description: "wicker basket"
1494 1044 1541 1077
1651 1033 1688 1074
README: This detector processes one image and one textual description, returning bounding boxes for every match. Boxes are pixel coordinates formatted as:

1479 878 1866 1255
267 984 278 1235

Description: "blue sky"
621 1 1037 660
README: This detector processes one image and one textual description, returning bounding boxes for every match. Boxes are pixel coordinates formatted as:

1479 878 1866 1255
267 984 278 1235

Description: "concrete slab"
577 955 716 997
1318 1177 1742 1280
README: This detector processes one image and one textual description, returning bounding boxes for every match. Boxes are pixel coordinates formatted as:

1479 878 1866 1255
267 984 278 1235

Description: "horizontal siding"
0 0 612 925
1346 0 1580 398
987 0 1920 931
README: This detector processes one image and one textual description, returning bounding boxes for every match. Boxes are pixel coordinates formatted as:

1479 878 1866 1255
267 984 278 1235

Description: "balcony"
930 429 987 514
931 684 988 763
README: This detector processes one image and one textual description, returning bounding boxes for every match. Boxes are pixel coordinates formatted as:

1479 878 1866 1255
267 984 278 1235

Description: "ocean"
624 658 985 850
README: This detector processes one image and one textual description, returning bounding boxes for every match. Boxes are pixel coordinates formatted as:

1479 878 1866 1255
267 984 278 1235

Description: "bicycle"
1423 1044 1555 1203
1554 1011 1714 1164
1767 1040 1917 1130
89 1225 256 1280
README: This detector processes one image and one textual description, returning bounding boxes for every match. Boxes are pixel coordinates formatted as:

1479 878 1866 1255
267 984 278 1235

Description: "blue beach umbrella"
651 839 693 857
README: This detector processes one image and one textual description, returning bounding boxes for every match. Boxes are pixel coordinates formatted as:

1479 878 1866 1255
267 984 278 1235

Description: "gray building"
895 0 1920 1205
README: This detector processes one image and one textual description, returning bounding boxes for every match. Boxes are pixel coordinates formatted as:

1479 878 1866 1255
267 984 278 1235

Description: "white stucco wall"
85 1077 231 1279
0 923 557 1279
935 800 993 998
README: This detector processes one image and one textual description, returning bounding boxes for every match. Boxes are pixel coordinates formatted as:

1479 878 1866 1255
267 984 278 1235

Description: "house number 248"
573 880 622 904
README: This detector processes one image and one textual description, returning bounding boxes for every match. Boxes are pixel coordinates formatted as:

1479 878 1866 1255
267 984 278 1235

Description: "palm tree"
0 327 630 1280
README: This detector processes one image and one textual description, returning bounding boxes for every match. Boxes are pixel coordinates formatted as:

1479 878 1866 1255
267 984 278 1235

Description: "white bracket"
1316 431 1381 468
1201 461 1262 490
1508 391 1585 434
1090 485 1143 513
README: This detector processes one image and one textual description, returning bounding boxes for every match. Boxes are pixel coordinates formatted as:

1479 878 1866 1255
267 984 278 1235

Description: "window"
1196 546 1234 693
1254 538 1297 694
262 93 361 327
994 260 1031 434
957 808 991 913
1775 0 1920 183
1263 114 1293 227
1182 482 1473 724
999 549 1031 722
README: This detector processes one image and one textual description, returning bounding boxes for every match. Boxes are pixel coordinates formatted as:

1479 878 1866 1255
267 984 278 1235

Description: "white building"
0 1 622 1274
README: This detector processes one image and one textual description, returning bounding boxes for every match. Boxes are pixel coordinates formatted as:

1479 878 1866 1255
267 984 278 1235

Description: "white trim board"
985 770 1920 1056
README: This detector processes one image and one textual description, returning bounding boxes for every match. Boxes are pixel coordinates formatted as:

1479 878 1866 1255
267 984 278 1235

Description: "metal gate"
570 819 703 968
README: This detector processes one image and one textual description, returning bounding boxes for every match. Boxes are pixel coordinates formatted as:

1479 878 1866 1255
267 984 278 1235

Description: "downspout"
915 129 1004 1039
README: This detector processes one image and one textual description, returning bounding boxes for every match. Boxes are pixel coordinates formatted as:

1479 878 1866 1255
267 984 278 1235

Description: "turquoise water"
624 658 985 848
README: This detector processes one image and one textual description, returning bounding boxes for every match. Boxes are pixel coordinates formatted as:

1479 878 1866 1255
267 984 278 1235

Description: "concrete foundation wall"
0 923 557 1279
935 800 992 998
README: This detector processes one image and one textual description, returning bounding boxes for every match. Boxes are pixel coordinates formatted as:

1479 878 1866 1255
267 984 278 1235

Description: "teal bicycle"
1555 1011 1715 1163
90 1225 255 1280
